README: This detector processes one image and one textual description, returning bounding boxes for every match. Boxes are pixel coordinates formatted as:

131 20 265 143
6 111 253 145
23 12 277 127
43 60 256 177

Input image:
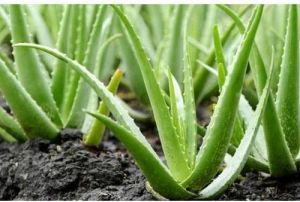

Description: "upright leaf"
67 6 108 127
276 5 299 157
183 6 197 169
0 107 27 142
112 5 190 180
115 10 149 104
61 5 87 121
0 59 58 139
182 6 263 190
219 3 296 177
199 54 275 199
9 5 62 127
51 5 72 111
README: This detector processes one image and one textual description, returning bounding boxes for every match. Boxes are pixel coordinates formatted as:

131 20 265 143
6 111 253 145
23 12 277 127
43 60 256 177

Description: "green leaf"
221 3 296 177
60 5 87 121
27 5 55 71
112 5 190 180
0 48 15 74
164 5 186 84
14 43 195 199
167 69 186 154
0 59 59 140
183 5 264 190
212 25 227 74
0 127 16 143
87 112 195 200
197 123 269 174
198 50 275 199
276 5 300 157
83 69 123 147
218 3 297 176
193 5 252 104
50 5 72 112
115 9 149 105
0 107 27 142
9 5 62 128
183 6 197 169
0 6 10 27
66 6 109 127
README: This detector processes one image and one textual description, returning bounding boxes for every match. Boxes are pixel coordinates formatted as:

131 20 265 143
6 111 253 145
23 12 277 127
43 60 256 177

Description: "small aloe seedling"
83 68 123 147
16 5 269 199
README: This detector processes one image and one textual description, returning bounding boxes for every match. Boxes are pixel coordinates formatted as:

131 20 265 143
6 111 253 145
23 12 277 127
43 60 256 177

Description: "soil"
0 129 153 200
1 96 300 200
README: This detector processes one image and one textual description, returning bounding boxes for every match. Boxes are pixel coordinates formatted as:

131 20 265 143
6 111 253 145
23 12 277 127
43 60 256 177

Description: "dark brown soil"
0 129 153 200
1 129 300 201
221 172 300 200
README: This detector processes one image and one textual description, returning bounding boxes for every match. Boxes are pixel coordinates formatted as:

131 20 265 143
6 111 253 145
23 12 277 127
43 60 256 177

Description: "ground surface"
0 129 153 200
1 129 300 200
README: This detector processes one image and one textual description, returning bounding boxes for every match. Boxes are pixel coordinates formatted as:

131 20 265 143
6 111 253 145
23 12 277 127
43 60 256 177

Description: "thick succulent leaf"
9 5 62 128
212 24 244 148
87 112 195 200
197 123 269 173
117 98 152 123
0 107 27 142
0 127 16 143
67 6 108 127
218 3 270 160
167 69 185 154
83 69 123 147
198 53 274 199
51 5 72 112
212 25 227 74
42 5 63 40
14 43 196 199
14 43 152 152
98 15 119 80
276 5 299 157
52 5 80 120
142 5 166 47
183 6 197 169
164 5 186 84
252 46 296 176
219 3 296 176
193 5 251 104
125 6 156 61
0 6 9 27
198 52 268 162
61 5 87 122
27 5 54 70
239 95 268 162
112 5 190 180
115 10 149 105
0 49 14 74
182 6 263 190
0 59 59 140
81 15 115 132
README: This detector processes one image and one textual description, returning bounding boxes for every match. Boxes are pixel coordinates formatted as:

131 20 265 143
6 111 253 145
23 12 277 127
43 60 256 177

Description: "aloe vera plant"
0 5 123 146
213 4 300 178
15 5 270 199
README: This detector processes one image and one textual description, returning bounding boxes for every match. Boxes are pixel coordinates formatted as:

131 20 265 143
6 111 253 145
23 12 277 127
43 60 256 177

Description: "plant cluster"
0 4 299 200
